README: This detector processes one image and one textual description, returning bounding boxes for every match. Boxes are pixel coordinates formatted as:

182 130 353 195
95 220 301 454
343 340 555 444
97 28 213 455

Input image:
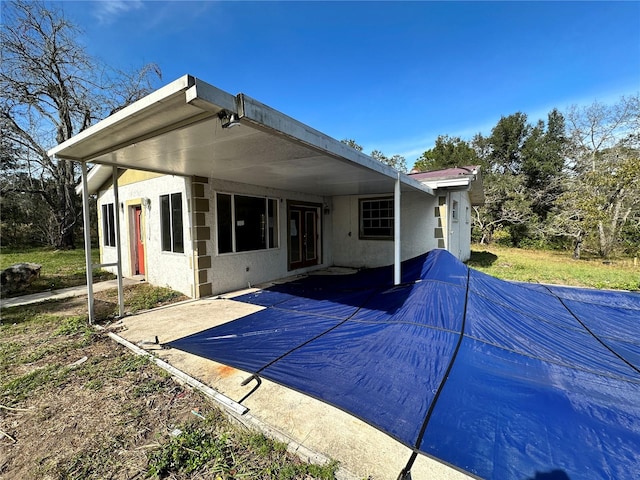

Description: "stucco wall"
204 178 333 295
97 171 474 297
331 192 442 268
97 174 194 297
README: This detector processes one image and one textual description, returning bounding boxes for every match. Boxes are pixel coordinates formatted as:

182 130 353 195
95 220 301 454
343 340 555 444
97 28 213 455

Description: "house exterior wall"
445 190 473 261
331 191 442 268
203 178 333 296
97 174 194 297
331 189 474 268
96 172 474 298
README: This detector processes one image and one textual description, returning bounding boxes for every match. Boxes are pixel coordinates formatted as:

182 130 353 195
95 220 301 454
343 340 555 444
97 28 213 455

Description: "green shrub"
492 228 512 246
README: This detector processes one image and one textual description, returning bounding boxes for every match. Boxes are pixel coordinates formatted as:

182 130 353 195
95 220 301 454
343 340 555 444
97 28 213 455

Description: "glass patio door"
288 205 319 270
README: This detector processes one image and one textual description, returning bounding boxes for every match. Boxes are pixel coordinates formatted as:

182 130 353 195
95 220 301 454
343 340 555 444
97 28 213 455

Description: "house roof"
409 165 484 205
51 75 433 198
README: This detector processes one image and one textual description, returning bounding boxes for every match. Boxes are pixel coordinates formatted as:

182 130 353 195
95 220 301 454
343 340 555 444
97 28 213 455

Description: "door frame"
287 201 322 271
128 203 146 276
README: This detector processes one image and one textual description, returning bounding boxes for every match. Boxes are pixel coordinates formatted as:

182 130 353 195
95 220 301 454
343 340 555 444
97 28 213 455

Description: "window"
359 197 394 240
160 193 184 253
102 203 116 247
452 200 459 222
216 193 279 254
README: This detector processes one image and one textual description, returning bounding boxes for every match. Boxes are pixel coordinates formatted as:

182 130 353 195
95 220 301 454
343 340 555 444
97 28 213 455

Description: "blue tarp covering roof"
168 250 640 479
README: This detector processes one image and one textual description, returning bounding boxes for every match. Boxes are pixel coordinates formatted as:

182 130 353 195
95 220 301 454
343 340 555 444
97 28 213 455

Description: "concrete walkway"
0 277 143 309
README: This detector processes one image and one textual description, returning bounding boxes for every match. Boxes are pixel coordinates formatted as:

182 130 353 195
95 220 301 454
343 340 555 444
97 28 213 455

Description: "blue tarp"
169 250 640 479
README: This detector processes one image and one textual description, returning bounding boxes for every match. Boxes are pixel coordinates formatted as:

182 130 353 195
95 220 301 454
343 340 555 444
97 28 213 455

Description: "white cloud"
93 0 145 24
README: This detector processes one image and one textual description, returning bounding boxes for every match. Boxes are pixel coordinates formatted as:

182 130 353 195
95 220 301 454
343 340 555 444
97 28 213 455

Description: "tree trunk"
52 159 78 249
573 237 582 260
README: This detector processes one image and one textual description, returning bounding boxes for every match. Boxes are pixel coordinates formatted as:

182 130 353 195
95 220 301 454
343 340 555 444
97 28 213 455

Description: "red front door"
134 206 145 275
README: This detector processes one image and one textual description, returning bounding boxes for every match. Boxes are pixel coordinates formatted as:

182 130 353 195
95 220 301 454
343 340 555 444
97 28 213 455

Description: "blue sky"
60 1 639 165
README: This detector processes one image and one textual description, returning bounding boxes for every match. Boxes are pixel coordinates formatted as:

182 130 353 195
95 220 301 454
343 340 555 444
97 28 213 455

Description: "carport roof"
49 74 433 198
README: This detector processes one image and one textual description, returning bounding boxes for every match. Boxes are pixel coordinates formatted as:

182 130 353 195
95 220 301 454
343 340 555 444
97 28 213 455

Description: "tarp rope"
542 285 640 375
397 267 472 480
246 287 383 384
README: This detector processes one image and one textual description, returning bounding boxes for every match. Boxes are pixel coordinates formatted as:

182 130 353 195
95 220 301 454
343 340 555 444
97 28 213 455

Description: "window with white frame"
359 197 394 240
216 193 279 254
102 203 116 247
160 193 184 253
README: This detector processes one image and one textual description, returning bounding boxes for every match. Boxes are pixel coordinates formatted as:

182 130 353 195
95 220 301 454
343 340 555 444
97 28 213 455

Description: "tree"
340 138 363 152
1 0 161 248
521 109 567 219
340 139 407 172
488 112 530 175
413 135 479 172
370 150 407 173
567 95 639 171
470 113 534 245
550 95 640 258
472 172 533 245
549 146 640 258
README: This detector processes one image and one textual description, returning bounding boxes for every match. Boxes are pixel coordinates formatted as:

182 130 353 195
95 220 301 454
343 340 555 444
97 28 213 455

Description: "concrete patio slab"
115 295 473 480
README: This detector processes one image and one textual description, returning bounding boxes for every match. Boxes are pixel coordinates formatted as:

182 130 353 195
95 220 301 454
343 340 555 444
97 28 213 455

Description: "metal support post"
81 162 95 324
394 172 401 285
112 166 125 317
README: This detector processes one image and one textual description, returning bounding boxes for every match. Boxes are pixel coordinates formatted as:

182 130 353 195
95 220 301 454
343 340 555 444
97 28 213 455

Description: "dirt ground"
0 293 210 479
1 289 331 480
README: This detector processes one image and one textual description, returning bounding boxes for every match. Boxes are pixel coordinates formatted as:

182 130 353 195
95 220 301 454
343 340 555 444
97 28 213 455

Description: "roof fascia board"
47 75 196 159
75 163 111 195
53 110 214 164
185 78 238 114
77 161 196 195
424 178 472 189
237 94 433 196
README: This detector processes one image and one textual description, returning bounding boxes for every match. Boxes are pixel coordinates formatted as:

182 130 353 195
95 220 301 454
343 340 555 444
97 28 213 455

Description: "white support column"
80 162 95 324
112 166 125 317
394 172 401 285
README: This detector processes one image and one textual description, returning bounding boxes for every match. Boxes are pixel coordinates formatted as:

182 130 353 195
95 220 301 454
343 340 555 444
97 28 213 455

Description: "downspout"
80 162 95 324
112 166 125 317
394 172 401 285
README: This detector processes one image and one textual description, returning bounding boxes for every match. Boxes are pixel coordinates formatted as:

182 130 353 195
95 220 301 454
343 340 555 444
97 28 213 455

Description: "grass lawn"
1 246 339 478
0 287 338 479
0 247 115 297
468 245 640 291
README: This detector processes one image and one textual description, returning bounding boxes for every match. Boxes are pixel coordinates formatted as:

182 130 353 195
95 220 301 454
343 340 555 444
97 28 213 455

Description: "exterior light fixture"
218 110 241 129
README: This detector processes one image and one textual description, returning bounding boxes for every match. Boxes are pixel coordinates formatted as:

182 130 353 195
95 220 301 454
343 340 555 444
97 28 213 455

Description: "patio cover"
169 249 640 480
47 74 434 320
48 74 432 198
